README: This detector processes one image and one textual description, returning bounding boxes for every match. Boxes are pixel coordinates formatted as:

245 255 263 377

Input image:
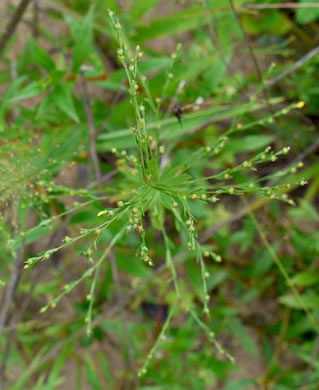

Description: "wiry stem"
32 0 39 38
229 0 273 114
200 0 246 94
110 252 139 386
267 45 319 88
0 0 32 56
0 248 24 337
245 3 319 10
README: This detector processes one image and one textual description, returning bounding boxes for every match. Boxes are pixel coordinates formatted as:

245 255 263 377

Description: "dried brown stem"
32 0 39 38
245 3 319 10
86 168 119 189
200 0 246 94
0 277 37 389
229 0 274 114
0 198 23 340
0 244 24 388
0 248 24 335
266 45 319 88
0 0 32 56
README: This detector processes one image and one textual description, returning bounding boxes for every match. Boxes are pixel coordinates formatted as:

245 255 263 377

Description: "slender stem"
266 45 319 88
200 0 246 94
245 3 319 10
110 252 139 386
32 0 39 38
229 0 273 114
0 0 32 56
0 248 24 338
246 198 319 334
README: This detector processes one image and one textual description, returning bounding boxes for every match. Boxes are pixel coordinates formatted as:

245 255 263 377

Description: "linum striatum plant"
13 8 308 377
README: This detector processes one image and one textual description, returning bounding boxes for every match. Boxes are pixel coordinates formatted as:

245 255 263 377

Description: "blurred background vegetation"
1 1 319 389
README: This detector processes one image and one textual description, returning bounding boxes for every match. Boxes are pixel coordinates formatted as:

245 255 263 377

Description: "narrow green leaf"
29 40 56 72
48 343 74 382
85 354 103 390
291 271 319 287
9 82 43 103
0 76 26 117
53 83 79 122
228 317 258 357
96 352 114 384
97 102 267 151
279 293 319 309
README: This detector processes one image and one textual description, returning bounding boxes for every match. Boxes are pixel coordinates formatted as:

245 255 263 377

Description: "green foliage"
1 1 319 389
296 0 319 24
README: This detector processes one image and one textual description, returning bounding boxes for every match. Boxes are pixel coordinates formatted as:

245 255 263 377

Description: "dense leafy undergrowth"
1 1 319 389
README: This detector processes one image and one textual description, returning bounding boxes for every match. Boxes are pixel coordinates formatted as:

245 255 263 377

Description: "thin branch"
0 246 24 339
266 45 319 88
290 136 319 167
229 0 273 114
17 257 173 378
268 136 319 187
230 0 263 82
200 0 246 94
110 252 139 386
0 196 22 339
0 187 107 386
9 130 317 384
200 133 319 242
86 168 119 190
32 0 39 38
0 190 71 386
5 247 157 385
0 275 37 389
200 0 225 64
245 3 319 10
0 0 33 56
81 73 102 187
199 197 263 243
0 197 28 388
0 329 15 389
